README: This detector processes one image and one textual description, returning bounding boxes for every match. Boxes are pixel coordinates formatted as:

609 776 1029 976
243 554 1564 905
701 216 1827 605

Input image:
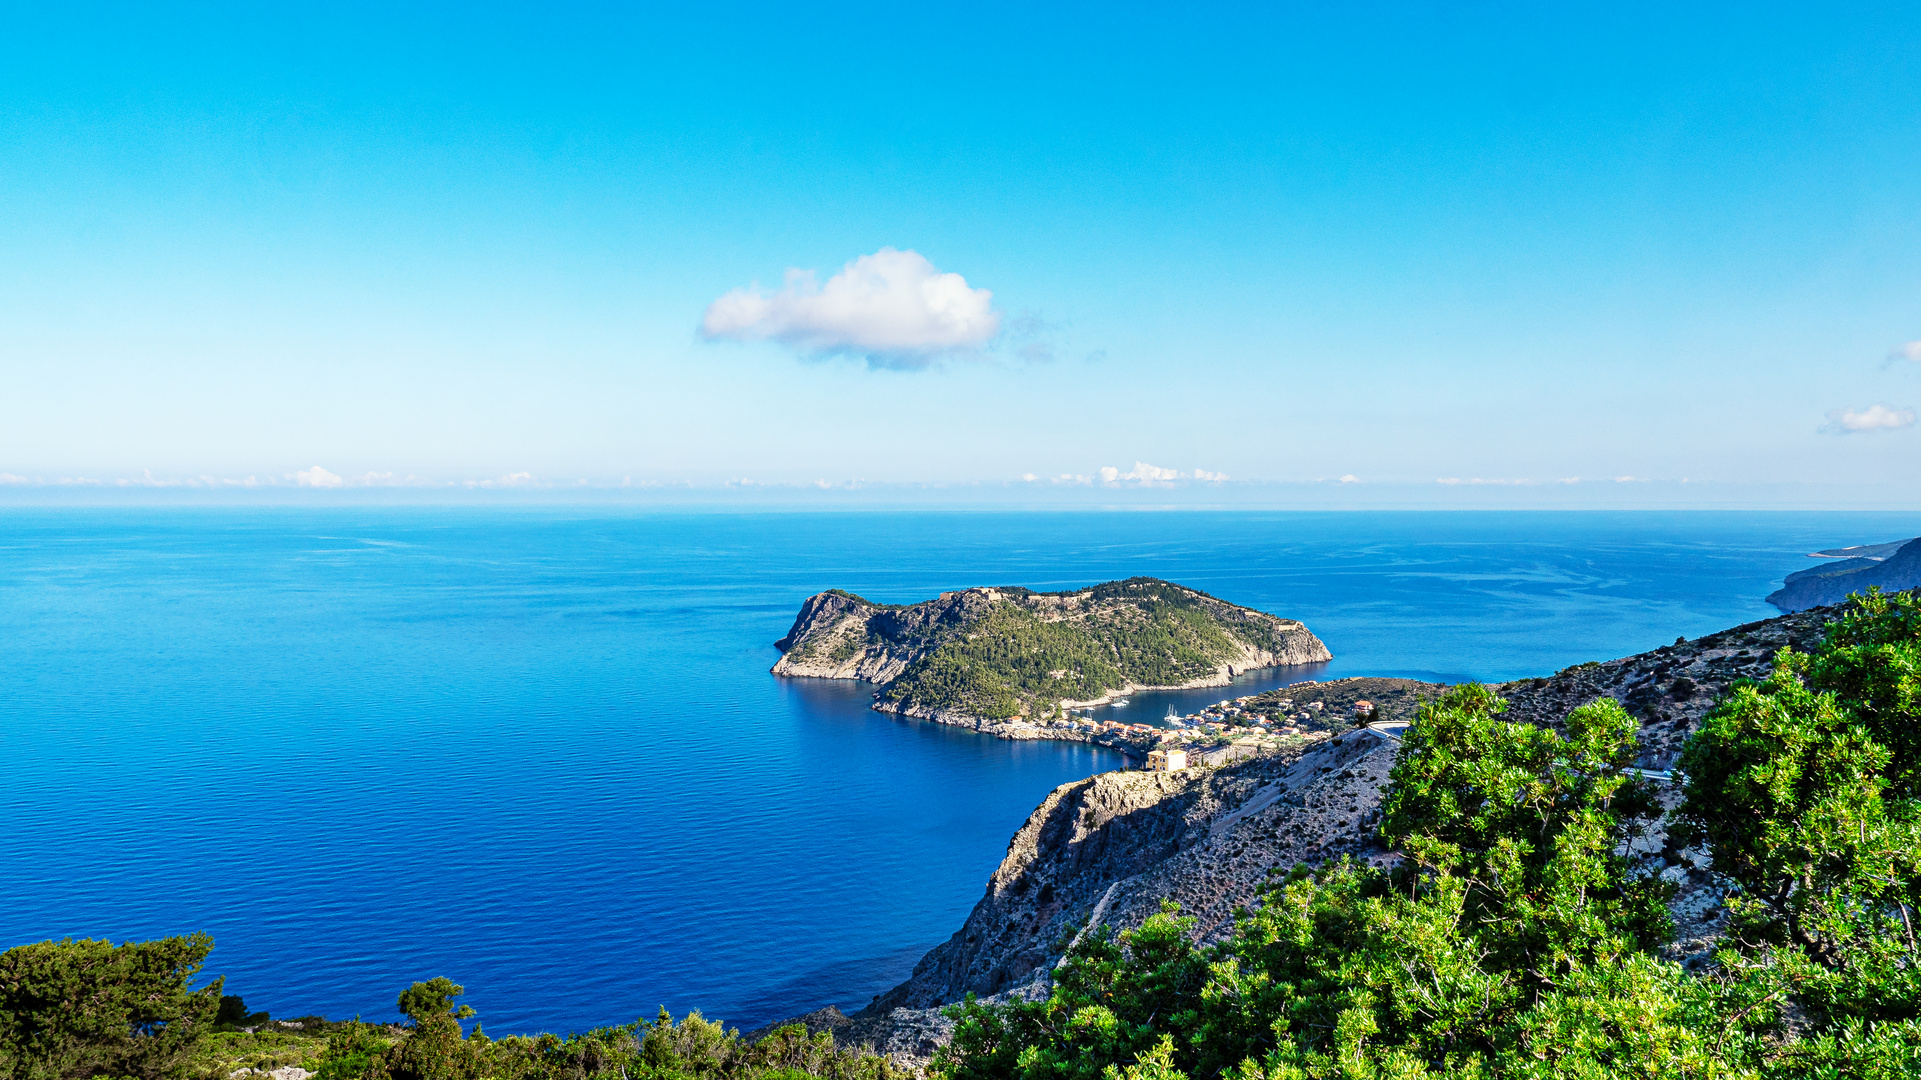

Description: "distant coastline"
1767 535 1921 611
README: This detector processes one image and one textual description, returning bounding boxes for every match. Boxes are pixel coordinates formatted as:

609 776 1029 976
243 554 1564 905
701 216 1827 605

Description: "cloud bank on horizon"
295 465 344 488
1013 463 1229 486
1097 462 1227 485
701 248 1000 369
1822 404 1917 434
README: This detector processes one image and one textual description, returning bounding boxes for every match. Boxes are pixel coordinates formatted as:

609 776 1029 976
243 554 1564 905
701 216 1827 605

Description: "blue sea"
3 509 1916 1034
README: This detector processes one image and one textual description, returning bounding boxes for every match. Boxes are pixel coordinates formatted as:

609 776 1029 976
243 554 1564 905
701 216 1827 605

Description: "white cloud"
355 472 438 487
1556 477 1581 484
0 475 107 486
701 248 1000 368
1098 461 1186 484
464 471 537 489
1086 462 1227 485
1823 403 1917 434
295 465 344 488
1436 477 1539 486
1338 474 1359 484
1887 341 1921 365
119 469 191 488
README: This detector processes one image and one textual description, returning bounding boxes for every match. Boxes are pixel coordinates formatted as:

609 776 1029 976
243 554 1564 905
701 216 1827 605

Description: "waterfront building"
1145 748 1188 772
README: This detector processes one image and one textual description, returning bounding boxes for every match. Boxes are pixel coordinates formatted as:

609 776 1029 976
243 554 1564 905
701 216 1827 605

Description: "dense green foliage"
885 580 1284 719
1671 588 1921 1057
0 934 224 1080
937 589 1921 1078
310 994 907 1080
0 956 905 1080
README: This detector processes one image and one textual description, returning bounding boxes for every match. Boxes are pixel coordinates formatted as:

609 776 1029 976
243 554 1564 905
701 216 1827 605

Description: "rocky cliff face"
1765 539 1921 612
1493 604 1835 768
763 728 1403 1065
777 603 1851 1068
771 588 1000 683
865 730 1399 1015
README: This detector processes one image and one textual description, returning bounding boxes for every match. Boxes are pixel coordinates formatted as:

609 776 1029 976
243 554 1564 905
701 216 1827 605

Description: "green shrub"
0 934 223 1080
315 1023 392 1080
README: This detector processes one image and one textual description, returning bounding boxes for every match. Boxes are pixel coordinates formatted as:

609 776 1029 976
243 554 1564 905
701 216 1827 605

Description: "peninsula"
1766 535 1921 611
771 577 1331 745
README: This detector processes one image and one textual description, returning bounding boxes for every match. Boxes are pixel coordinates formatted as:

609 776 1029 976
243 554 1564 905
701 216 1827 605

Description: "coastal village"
1049 684 1381 769
1011 674 1453 769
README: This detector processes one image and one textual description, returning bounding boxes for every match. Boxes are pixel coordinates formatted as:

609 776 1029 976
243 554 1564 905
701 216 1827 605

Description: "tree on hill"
1673 587 1921 1069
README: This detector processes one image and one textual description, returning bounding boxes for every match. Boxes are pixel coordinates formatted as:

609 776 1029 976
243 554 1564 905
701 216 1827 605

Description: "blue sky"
4 2 1920 505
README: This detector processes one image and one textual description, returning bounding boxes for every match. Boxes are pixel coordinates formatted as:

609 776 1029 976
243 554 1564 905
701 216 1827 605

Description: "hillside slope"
773 602 1845 1066
1766 536 1921 611
771 578 1330 723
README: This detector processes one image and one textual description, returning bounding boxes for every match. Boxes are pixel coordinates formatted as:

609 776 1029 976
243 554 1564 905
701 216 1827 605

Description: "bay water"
2 509 1914 1033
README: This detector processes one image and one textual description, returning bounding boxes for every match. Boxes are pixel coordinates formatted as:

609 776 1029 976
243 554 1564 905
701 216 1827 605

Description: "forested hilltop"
771 578 1330 724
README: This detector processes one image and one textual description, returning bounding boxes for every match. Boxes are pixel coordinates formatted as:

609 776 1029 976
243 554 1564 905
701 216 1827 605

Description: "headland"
770 577 1332 753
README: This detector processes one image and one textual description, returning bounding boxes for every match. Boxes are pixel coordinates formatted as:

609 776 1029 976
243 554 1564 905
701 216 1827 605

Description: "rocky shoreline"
867 676 1317 749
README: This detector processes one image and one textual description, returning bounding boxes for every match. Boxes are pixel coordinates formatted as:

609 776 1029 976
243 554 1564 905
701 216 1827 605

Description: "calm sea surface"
3 509 1916 1032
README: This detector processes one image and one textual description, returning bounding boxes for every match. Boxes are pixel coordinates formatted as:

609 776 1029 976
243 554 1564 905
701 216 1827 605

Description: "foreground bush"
305 980 906 1080
0 948 903 1080
0 933 223 1080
